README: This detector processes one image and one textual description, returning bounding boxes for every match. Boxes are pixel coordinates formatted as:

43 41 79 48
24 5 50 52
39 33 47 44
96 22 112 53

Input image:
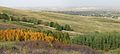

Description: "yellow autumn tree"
0 29 57 43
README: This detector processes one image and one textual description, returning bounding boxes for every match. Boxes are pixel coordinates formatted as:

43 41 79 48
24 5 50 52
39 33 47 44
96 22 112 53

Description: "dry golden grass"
1 6 120 34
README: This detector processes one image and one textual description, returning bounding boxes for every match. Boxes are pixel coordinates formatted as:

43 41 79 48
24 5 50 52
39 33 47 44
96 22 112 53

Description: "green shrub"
48 22 73 31
0 13 11 21
72 32 120 50
42 30 71 44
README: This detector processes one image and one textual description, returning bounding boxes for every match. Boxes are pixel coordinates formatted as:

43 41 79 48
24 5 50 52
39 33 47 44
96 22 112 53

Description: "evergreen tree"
49 22 54 27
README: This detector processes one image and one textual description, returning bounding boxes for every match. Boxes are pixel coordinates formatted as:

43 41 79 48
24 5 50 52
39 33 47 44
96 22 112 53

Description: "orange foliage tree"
0 29 57 43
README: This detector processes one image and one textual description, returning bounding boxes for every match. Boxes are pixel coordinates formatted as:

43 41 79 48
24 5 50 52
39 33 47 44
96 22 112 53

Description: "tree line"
0 13 73 31
0 13 42 24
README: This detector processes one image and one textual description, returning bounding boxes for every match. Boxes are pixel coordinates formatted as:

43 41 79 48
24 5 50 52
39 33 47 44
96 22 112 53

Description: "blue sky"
0 0 119 8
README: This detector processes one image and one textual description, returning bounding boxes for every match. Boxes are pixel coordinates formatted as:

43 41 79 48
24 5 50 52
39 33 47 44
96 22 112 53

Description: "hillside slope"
1 6 120 34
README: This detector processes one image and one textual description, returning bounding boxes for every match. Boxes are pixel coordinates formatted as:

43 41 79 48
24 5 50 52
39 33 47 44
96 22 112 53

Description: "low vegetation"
72 32 120 50
41 30 71 43
0 41 98 54
48 22 73 31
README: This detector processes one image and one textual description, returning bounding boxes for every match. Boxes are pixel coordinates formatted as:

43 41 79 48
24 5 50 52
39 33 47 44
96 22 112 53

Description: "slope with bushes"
0 6 120 54
1 6 120 34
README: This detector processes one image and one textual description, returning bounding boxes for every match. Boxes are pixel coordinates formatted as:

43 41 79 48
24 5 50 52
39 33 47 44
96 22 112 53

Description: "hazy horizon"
0 0 120 8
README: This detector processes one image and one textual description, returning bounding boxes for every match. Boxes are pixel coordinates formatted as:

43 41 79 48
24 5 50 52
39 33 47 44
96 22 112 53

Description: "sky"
0 0 120 8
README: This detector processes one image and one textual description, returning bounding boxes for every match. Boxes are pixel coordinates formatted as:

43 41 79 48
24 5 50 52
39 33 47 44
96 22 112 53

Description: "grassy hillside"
36 12 120 33
1 6 120 34
0 6 120 54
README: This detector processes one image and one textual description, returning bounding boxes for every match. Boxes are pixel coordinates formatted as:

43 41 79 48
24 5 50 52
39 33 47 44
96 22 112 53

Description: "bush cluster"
41 30 71 44
72 32 120 50
44 21 73 31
